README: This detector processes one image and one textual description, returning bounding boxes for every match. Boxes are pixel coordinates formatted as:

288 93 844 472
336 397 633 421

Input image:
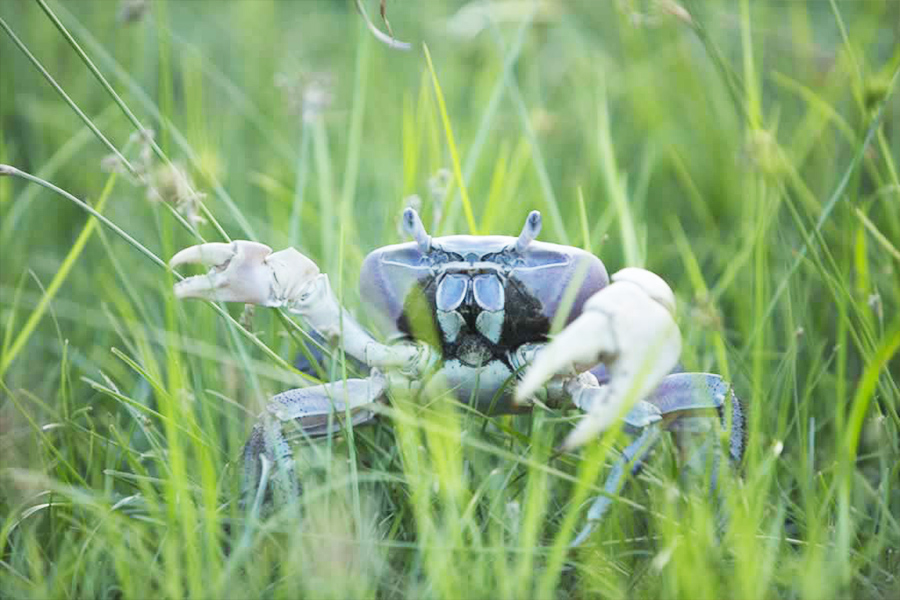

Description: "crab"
170 208 744 545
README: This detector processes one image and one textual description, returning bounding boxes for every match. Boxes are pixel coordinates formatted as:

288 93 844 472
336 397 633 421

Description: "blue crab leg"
646 372 745 463
571 372 744 547
241 374 387 510
570 424 662 547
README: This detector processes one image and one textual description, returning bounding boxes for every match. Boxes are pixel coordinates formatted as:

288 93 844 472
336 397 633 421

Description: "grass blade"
423 43 478 234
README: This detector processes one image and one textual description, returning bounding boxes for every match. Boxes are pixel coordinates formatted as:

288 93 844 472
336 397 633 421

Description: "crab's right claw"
170 241 320 307
516 268 683 451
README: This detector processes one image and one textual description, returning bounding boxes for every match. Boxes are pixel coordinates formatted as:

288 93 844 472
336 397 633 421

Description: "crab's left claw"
171 241 320 307
515 268 682 451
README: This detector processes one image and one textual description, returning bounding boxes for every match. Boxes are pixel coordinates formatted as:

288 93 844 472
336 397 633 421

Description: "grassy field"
1 1 899 598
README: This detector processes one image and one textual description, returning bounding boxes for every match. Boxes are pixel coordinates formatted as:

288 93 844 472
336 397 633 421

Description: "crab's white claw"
171 241 320 307
515 311 612 401
515 267 682 451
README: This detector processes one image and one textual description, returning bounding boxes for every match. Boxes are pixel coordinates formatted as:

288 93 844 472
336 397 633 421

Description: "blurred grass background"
1 0 899 598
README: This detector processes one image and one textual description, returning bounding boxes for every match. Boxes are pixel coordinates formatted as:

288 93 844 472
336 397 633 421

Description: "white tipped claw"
170 241 264 270
561 412 616 451
171 241 320 307
517 268 682 449
610 267 677 316
514 312 609 404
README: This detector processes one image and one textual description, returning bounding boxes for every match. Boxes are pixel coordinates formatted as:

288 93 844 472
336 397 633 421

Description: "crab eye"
473 275 504 311
436 274 468 311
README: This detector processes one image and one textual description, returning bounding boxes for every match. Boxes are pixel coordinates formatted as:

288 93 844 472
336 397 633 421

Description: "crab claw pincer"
170 241 320 307
515 268 682 451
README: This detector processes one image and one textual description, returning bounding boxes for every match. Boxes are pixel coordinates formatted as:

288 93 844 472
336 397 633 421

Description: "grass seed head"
275 71 335 124
118 0 150 24
146 162 207 226
657 0 693 26
745 128 788 178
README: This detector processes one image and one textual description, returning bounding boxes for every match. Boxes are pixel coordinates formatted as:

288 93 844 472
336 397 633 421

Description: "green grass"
1 1 899 598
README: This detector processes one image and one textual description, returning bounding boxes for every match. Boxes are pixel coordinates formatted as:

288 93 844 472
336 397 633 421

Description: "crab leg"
570 372 744 547
242 372 387 508
515 268 682 450
570 423 662 547
170 241 435 373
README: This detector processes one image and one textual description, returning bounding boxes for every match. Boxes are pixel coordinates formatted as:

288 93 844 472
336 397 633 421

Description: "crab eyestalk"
515 210 542 253
402 207 431 253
